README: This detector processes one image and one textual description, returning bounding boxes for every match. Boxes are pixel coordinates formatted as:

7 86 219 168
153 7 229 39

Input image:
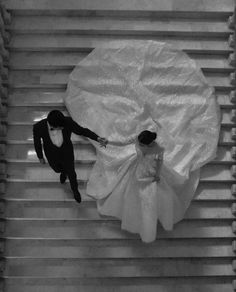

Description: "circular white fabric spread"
65 40 221 242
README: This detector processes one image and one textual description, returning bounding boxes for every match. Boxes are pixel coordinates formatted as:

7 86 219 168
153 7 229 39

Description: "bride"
97 129 186 242
65 40 221 242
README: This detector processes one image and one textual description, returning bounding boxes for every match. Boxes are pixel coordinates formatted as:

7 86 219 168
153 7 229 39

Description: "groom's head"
47 110 65 129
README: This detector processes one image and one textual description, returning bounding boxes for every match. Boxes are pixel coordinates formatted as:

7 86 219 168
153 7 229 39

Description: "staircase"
0 0 236 291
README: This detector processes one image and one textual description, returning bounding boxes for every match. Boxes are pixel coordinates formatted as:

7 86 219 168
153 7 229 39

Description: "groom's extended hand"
98 137 108 148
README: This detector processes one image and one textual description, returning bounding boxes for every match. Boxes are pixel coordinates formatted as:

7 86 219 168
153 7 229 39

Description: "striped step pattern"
0 0 236 291
0 2 11 292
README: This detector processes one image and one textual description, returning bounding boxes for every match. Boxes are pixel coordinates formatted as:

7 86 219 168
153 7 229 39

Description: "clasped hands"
152 176 160 183
97 137 108 148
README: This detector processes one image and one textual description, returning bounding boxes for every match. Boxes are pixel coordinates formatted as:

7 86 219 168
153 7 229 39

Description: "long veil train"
65 40 221 242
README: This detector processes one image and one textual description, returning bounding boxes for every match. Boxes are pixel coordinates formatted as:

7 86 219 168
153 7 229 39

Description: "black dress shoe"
60 172 67 184
73 190 82 203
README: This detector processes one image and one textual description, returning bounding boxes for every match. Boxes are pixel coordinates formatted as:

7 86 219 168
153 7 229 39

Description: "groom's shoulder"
64 116 80 126
33 118 47 130
64 116 74 125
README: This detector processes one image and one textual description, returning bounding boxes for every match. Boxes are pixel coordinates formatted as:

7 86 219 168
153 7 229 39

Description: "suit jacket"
33 117 99 162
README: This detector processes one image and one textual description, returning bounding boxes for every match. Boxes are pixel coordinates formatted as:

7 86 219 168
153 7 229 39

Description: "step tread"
7 91 236 108
8 70 235 90
2 219 235 239
3 238 234 258
3 258 235 278
4 144 96 161
4 126 90 143
3 0 235 13
9 52 235 71
2 282 236 292
9 35 233 53
4 119 234 127
5 107 235 126
4 163 236 182
2 182 235 201
3 138 235 147
10 16 233 35
3 200 235 220
4 144 236 163
3 157 236 165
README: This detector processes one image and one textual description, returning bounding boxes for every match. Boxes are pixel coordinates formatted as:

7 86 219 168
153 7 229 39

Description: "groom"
33 110 108 203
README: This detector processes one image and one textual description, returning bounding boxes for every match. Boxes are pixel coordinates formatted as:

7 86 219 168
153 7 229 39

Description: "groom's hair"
47 110 65 128
138 130 157 145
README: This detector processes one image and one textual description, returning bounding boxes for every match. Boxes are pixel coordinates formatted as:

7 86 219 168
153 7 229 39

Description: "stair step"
2 181 86 200
2 200 235 220
4 125 89 143
4 144 96 161
2 279 235 292
4 144 236 164
5 162 92 181
8 91 67 106
9 16 233 37
4 156 236 165
220 129 236 145
3 162 236 182
9 52 235 72
3 257 235 277
2 181 235 201
3 238 234 258
2 219 235 238
9 35 233 54
4 0 234 16
7 90 236 108
7 70 235 90
5 107 235 127
3 125 236 146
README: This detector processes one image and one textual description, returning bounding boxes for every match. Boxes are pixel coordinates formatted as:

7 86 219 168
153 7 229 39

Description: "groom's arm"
33 123 44 159
67 117 99 142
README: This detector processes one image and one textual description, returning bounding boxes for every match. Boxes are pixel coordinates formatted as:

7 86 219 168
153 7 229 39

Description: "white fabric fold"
65 40 221 242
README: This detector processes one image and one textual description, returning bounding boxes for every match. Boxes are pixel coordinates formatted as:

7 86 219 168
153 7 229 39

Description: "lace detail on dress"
135 153 157 181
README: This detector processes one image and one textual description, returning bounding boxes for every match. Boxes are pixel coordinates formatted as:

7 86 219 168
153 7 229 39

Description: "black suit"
33 117 99 192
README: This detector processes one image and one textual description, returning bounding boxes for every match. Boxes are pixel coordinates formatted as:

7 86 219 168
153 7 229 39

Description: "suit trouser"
48 158 78 192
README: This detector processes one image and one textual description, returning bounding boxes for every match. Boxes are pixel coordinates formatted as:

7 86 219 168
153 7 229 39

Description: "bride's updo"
138 130 157 145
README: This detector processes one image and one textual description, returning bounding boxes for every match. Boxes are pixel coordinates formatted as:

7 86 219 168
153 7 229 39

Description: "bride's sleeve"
108 136 136 146
68 118 99 142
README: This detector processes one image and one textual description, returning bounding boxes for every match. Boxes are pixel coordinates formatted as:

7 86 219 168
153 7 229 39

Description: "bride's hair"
138 130 157 145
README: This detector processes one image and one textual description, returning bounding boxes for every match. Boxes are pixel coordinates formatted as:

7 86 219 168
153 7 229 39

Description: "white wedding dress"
65 41 221 242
